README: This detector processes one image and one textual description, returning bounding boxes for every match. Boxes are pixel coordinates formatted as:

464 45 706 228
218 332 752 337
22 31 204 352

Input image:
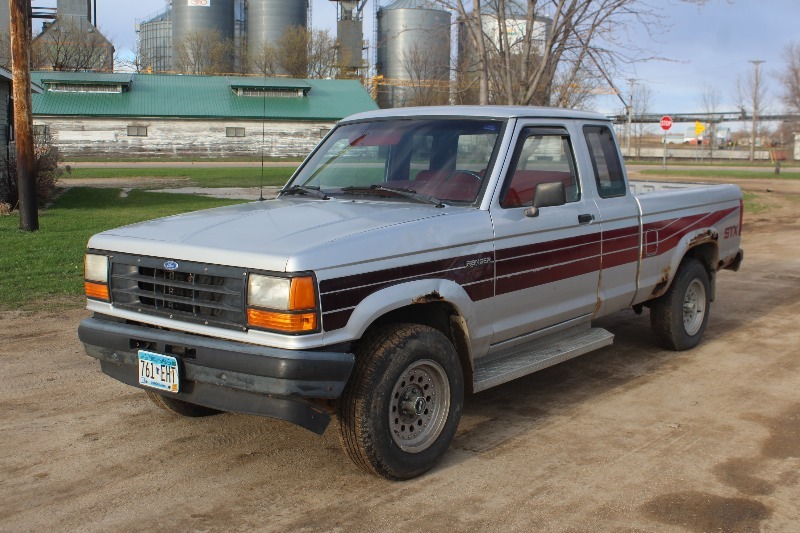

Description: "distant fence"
620 147 790 162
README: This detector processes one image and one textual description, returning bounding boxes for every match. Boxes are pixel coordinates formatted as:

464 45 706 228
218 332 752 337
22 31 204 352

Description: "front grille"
109 253 247 330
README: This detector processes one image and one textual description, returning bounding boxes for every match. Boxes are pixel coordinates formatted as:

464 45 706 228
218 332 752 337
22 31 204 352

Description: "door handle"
578 213 595 224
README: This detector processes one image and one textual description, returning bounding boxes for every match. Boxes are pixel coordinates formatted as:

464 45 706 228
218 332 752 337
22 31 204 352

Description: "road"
1 184 799 531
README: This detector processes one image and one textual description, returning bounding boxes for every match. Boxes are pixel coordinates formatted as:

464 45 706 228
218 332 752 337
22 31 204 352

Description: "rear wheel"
338 323 464 480
145 390 221 417
650 258 711 350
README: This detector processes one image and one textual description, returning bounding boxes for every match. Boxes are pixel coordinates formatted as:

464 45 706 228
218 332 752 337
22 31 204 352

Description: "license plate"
138 350 179 393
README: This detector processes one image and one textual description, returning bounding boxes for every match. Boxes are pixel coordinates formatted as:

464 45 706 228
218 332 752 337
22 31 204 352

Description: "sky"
33 0 800 119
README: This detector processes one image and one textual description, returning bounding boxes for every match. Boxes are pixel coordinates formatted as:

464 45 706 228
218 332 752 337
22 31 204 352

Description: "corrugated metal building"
30 71 378 158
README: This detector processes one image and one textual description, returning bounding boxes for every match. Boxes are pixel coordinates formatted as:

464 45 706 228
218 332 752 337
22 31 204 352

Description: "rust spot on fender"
412 291 443 304
650 265 671 298
689 229 718 247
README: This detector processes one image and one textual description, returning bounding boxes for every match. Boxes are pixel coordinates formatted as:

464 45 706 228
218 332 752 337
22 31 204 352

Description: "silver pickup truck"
79 106 743 480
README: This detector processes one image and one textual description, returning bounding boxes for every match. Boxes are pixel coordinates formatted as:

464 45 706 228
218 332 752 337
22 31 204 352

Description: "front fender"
321 278 477 345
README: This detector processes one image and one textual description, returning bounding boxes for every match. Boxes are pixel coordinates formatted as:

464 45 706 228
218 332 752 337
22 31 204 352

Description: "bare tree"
249 28 338 79
442 0 663 106
116 40 153 73
174 29 234 75
735 64 770 156
699 83 722 157
31 18 114 71
276 26 310 78
777 42 800 113
399 43 450 106
250 42 280 76
308 29 338 79
630 83 652 158
550 63 603 109
0 31 11 69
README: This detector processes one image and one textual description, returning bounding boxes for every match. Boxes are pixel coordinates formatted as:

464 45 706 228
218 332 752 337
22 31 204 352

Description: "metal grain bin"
172 0 235 72
376 0 451 108
138 7 173 73
246 0 308 75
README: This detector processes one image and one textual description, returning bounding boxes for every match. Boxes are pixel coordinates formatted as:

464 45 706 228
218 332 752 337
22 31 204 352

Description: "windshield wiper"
279 185 330 200
340 185 445 208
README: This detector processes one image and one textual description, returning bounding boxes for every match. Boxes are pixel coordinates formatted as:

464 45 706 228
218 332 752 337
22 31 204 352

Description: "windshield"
288 118 505 205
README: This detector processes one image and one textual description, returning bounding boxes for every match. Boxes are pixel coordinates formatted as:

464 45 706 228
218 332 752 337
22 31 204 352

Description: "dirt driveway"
2 185 799 532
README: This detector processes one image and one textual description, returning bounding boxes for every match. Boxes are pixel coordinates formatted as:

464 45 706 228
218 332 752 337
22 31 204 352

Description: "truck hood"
88 197 457 272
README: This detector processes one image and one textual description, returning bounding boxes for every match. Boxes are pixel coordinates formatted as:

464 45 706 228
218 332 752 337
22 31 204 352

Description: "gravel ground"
1 179 798 531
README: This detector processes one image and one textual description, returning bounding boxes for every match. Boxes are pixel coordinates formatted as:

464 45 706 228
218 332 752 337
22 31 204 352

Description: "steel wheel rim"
389 359 450 453
683 278 706 336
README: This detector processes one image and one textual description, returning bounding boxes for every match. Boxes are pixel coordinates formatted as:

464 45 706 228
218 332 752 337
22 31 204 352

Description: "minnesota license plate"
138 350 179 393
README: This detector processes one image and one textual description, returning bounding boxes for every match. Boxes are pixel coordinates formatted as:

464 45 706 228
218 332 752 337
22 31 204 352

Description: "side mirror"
525 181 566 217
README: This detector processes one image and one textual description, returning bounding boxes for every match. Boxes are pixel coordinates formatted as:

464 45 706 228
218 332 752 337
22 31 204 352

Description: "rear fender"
649 229 718 300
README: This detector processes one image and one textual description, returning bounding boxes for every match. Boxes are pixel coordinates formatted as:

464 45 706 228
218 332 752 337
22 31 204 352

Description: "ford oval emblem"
164 260 179 271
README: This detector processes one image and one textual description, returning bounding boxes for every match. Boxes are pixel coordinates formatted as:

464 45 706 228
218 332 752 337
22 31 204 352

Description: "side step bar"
473 326 614 393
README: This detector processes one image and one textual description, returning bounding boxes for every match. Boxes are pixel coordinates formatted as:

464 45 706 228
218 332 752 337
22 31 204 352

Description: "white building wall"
34 117 334 158
795 132 800 161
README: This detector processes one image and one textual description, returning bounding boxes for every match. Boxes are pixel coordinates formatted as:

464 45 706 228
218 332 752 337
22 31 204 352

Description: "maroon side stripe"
320 207 739 332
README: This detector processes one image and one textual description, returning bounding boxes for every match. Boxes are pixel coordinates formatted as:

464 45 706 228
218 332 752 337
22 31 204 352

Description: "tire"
650 258 711 351
145 390 221 417
338 323 464 480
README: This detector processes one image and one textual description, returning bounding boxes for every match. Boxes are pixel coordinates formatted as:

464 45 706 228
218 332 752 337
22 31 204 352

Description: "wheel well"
356 301 474 392
683 242 718 300
685 242 716 272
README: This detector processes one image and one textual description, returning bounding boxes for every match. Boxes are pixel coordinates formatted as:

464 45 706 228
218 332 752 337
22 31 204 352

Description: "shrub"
0 141 69 210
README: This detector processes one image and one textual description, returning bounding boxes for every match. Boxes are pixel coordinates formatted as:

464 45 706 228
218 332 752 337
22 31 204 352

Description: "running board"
473 326 614 393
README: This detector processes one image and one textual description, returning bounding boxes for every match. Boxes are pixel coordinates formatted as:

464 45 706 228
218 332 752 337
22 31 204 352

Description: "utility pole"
626 78 636 156
10 0 37 231
749 59 765 163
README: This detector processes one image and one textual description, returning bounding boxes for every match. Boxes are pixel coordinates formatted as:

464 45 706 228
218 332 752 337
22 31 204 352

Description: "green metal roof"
31 72 378 121
37 72 134 85
226 76 312 90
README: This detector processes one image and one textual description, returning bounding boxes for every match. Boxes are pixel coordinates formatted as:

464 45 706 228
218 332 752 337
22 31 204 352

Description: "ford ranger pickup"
78 106 744 479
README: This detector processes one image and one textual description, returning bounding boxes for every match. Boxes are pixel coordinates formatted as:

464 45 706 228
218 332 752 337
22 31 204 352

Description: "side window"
583 125 626 198
500 129 580 209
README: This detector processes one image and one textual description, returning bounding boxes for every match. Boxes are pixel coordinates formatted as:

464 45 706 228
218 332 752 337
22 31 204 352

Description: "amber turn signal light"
84 281 109 301
246 308 318 333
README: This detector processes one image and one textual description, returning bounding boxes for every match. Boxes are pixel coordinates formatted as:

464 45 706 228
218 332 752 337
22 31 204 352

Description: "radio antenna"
258 72 267 202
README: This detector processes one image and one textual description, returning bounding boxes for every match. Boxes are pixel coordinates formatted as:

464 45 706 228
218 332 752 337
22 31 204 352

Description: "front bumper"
78 315 354 434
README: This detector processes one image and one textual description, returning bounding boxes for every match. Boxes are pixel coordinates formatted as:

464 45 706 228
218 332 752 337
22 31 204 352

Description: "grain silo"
138 7 172 73
246 0 309 75
456 8 552 105
172 0 235 72
376 0 451 108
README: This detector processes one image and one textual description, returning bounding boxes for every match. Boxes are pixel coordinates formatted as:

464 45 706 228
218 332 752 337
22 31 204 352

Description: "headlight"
247 274 318 333
84 253 110 301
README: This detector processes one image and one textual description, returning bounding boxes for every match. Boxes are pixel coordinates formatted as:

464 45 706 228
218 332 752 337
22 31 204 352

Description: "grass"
626 159 799 168
64 156 303 163
0 188 247 311
639 169 800 180
63 166 298 188
742 192 769 214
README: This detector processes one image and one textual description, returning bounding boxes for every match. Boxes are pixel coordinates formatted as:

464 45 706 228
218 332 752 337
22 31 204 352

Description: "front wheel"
338 323 464 480
650 258 711 350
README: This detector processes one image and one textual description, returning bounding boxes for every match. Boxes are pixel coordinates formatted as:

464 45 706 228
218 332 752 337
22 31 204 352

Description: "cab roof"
341 105 609 123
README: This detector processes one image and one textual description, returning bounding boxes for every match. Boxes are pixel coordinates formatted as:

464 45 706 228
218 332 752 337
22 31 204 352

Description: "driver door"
489 125 602 345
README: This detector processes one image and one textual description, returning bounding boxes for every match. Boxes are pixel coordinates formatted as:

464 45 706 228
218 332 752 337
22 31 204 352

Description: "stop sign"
660 116 673 131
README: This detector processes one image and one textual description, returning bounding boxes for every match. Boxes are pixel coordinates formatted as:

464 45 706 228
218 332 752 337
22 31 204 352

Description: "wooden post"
9 0 37 231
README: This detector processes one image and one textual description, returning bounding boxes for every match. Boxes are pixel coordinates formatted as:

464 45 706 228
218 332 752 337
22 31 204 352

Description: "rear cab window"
583 125 627 198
